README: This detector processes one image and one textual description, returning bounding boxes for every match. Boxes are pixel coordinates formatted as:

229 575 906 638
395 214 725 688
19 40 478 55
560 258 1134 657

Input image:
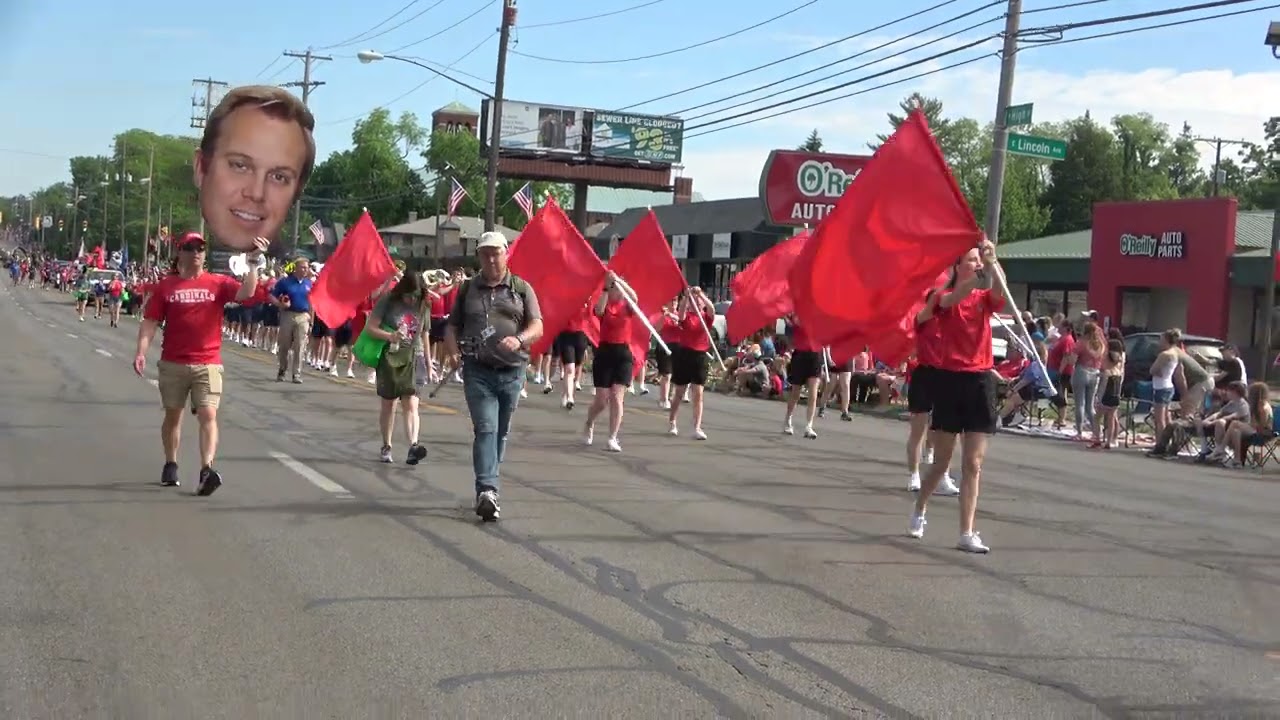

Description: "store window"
1028 289 1064 318
1119 290 1151 334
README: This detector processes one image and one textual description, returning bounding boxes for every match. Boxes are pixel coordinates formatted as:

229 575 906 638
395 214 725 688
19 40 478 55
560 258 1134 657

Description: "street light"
357 49 502 231
1267 21 1280 56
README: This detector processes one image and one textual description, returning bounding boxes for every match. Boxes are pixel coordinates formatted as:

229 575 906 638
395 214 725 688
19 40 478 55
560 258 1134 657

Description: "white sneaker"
583 425 594 446
783 418 794 435
346 369 355 378
693 428 707 441
957 532 989 553
605 437 622 453
924 449 935 465
907 472 922 492
935 473 960 496
908 513 926 538
668 423 679 436
519 388 528 398
803 425 817 440
329 367 338 377
659 400 671 410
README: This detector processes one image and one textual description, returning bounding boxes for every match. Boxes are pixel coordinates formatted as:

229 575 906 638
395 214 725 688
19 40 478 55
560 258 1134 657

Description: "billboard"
482 100 683 166
488 100 586 155
590 112 683 164
757 150 872 228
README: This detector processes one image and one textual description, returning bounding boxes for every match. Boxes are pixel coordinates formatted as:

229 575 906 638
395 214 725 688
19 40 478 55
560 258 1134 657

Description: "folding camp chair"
1123 381 1155 448
1243 405 1280 469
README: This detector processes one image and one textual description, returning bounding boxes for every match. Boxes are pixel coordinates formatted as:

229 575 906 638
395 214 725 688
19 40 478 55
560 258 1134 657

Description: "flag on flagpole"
448 178 468 216
308 219 325 245
513 182 534 220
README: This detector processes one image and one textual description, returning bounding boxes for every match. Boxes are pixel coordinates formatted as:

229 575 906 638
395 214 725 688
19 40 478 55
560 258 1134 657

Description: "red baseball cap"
175 232 206 251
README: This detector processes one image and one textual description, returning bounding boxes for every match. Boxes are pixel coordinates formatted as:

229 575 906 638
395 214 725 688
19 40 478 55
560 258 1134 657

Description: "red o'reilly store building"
595 150 869 299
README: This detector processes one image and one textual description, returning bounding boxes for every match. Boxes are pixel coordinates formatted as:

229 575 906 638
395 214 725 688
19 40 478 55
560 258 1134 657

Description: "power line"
682 54 995 140
679 2 1272 142
1023 0 1277 40
387 0 495 54
613 0 970 112
519 0 671 29
508 0 821 64
322 0 458 51
674 6 1003 118
683 38 993 133
318 0 423 49
321 32 496 127
1021 0 1264 34
1023 0 1113 14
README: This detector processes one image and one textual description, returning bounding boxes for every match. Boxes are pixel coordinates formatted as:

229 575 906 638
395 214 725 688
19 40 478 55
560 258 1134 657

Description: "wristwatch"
517 335 528 350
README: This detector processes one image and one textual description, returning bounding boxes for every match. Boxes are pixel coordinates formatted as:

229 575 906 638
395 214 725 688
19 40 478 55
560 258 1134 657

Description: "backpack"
452 274 533 332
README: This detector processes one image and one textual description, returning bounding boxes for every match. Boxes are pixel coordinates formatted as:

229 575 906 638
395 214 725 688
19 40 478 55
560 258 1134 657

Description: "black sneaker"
406 443 428 466
840 411 853 422
276 370 286 382
475 490 500 522
195 466 223 497
160 461 180 487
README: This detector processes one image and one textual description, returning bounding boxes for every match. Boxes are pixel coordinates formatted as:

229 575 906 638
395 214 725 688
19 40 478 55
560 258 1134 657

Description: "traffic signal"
57 218 64 231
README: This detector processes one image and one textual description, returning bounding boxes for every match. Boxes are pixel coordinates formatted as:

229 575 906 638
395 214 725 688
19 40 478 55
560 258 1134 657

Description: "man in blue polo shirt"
272 257 312 383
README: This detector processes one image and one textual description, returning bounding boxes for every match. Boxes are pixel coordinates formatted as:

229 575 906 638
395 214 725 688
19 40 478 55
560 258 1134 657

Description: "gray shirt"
448 272 541 368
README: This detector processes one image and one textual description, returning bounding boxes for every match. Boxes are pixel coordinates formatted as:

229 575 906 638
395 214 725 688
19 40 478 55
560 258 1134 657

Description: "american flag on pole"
513 182 534 220
448 177 469 216
308 219 325 244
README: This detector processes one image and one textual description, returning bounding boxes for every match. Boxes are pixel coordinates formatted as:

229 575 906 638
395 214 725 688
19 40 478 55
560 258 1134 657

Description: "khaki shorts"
1181 378 1215 416
157 361 224 410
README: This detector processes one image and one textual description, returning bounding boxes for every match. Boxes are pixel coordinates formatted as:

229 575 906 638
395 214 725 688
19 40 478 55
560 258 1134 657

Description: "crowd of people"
9 81 1271 558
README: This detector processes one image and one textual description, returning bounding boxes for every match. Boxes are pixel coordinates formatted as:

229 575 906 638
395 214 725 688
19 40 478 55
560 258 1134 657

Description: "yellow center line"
224 346 458 415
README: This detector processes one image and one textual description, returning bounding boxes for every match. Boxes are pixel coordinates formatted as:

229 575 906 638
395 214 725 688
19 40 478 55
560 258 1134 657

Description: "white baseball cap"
476 231 508 250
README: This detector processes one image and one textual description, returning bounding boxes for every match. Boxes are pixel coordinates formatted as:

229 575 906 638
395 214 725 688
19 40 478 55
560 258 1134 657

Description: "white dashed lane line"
66 333 78 339
147 378 159 388
268 451 354 499
94 348 112 358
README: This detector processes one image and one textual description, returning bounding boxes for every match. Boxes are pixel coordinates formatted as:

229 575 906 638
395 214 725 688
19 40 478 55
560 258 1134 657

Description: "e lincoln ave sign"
1120 231 1185 259
758 150 872 227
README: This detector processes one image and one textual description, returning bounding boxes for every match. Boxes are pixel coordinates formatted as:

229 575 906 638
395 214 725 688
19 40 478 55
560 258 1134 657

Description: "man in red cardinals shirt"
133 232 267 495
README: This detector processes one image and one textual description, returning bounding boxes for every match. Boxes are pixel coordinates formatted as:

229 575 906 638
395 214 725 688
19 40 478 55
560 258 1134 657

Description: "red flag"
508 197 607 357
607 210 687 366
789 110 981 345
310 211 398 328
724 231 809 344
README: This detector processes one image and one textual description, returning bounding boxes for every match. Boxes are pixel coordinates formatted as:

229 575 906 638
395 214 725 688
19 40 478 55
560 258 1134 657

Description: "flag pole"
612 274 670 355
987 257 1055 395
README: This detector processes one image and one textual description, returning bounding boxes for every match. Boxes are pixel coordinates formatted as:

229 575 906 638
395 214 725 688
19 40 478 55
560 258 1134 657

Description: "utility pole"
143 145 155 262
283 49 331 253
485 0 518 232
981 0 1023 245
1191 136 1250 196
119 136 128 256
191 77 228 237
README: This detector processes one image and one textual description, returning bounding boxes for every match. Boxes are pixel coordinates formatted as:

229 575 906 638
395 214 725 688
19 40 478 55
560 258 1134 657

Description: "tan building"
379 214 519 262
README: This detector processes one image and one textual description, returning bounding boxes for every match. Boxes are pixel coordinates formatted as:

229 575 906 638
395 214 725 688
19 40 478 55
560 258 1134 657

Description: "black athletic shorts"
592 342 634 389
907 365 935 414
1099 375 1122 408
333 323 354 348
929 368 999 435
557 330 589 365
311 317 331 338
671 346 708 387
428 317 448 342
656 342 676 376
826 358 854 373
788 350 823 385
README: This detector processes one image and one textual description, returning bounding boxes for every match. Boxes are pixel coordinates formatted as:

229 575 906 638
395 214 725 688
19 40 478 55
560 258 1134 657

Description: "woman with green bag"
361 271 432 465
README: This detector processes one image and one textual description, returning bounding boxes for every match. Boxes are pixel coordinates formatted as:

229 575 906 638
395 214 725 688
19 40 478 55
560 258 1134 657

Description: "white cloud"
680 61 1280 201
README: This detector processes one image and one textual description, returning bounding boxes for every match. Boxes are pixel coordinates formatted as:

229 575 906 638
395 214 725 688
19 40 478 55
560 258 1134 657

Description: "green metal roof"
998 209 1274 260
436 101 477 115
997 229 1092 259
1233 210 1273 249
587 186 705 214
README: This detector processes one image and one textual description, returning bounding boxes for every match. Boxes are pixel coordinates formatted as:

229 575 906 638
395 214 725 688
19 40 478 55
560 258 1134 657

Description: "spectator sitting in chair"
997 355 1053 428
1218 381 1275 468
729 352 770 395
1149 380 1248 459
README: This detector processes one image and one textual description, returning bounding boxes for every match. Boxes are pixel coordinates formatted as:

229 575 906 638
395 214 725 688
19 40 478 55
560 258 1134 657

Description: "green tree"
798 129 823 152
872 93 965 161
422 129 569 230
1162 122 1208 198
957 121 1051 243
1041 112 1123 234
305 108 429 228
1112 113 1177 201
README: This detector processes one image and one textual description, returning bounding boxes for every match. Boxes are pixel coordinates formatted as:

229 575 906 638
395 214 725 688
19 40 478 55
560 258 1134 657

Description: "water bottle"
389 339 400 353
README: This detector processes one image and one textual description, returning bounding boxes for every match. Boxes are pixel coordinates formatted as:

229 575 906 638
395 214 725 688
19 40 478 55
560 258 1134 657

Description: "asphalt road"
1 280 1278 719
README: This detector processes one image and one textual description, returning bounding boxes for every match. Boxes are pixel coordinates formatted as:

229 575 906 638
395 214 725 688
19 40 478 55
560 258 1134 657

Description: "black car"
1122 332 1225 396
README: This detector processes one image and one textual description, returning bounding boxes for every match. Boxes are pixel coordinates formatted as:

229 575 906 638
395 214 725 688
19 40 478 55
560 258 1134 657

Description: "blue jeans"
462 360 525 496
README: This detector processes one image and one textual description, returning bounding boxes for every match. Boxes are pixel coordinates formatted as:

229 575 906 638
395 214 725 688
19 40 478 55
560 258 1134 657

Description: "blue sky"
2 0 1278 200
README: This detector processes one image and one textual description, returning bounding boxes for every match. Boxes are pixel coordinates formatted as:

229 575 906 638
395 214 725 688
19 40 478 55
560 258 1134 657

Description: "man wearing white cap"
445 231 543 521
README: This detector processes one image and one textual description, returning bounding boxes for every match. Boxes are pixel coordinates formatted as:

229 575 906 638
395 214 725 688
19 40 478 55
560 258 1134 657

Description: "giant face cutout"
194 103 309 253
